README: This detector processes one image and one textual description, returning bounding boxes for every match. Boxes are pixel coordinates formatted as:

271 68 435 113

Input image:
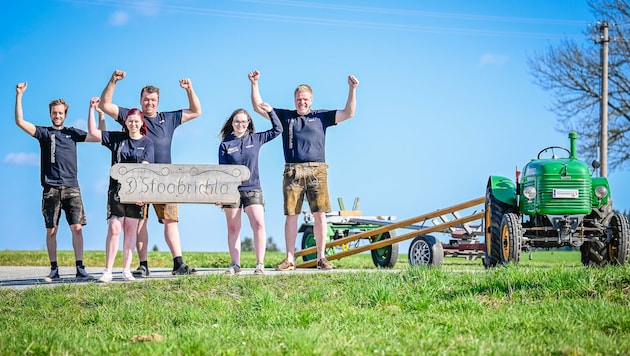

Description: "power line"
63 0 587 40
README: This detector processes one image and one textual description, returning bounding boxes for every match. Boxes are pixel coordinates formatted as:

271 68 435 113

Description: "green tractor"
484 131 630 267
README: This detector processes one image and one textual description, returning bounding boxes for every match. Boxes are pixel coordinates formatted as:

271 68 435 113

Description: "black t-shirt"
117 108 181 164
34 126 87 187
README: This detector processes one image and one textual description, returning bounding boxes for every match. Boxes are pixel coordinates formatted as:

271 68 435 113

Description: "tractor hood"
523 158 590 178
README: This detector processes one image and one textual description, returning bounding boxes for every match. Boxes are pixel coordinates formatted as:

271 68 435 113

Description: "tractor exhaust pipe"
569 131 578 159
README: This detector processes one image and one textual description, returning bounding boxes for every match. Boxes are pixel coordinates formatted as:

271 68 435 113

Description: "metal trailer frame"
294 196 485 268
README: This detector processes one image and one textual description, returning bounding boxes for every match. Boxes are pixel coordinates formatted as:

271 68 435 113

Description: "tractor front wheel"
500 213 522 264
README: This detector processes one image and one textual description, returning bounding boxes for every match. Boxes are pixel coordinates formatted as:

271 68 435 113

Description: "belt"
285 162 327 168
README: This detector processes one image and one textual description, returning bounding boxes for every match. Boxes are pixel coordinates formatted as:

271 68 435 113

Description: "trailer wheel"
408 235 444 267
606 213 630 265
300 227 317 262
370 231 399 268
500 213 522 264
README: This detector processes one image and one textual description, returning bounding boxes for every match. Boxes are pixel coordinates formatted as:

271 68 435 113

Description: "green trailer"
298 198 400 268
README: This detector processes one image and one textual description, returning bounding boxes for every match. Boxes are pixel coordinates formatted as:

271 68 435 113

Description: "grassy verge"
0 249 581 269
1 251 628 355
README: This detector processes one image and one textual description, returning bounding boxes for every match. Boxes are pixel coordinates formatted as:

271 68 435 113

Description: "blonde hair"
294 84 313 97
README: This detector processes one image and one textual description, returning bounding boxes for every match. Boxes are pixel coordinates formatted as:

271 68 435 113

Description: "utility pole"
596 21 609 177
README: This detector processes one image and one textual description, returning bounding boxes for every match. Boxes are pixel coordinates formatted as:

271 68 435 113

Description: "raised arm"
258 102 282 140
180 78 202 123
96 104 106 131
249 70 270 120
86 97 102 142
14 82 36 136
335 75 360 124
99 69 125 120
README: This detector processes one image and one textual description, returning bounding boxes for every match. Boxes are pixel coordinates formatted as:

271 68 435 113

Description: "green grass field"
1 250 629 355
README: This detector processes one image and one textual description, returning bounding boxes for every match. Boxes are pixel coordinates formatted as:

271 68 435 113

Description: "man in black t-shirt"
14 82 101 282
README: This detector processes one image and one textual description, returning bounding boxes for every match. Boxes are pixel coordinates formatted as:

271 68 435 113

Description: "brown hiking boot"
274 258 295 271
317 258 334 270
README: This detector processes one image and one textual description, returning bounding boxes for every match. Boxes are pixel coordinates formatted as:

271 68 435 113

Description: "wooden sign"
110 163 250 204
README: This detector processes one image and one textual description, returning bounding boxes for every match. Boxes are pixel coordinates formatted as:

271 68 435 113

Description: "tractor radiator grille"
537 178 591 215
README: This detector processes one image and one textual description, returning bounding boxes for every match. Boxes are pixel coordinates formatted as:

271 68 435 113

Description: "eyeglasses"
233 120 249 125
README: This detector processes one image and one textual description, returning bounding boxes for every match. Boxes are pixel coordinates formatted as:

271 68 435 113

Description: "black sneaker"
44 268 59 283
76 266 94 280
172 263 198 275
131 265 150 277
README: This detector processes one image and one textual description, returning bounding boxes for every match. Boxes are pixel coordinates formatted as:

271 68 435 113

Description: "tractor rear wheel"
500 213 522 264
408 235 444 267
581 240 606 267
370 231 399 268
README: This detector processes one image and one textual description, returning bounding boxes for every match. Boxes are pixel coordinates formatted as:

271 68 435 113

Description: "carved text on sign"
110 163 250 204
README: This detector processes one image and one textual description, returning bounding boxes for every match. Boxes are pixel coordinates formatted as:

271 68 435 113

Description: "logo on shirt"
227 147 239 154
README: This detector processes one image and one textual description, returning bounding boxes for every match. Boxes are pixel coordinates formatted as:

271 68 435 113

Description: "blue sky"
3 0 628 257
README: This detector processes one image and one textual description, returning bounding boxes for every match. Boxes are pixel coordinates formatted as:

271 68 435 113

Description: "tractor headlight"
523 186 536 199
595 186 608 199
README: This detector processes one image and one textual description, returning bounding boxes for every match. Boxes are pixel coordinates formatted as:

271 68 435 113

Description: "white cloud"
133 0 161 16
107 0 161 27
4 152 39 166
478 53 509 68
109 10 130 26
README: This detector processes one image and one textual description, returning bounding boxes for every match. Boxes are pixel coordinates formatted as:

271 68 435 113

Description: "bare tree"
528 0 630 169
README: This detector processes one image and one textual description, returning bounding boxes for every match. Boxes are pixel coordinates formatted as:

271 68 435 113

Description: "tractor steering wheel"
537 146 571 159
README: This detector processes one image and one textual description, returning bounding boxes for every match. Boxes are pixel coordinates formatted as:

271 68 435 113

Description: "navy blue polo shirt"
219 110 282 191
274 108 336 163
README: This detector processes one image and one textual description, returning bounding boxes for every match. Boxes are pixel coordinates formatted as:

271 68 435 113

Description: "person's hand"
258 102 272 112
110 70 126 83
347 75 359 89
16 82 28 94
179 78 193 90
90 97 100 109
136 201 144 206
248 70 260 83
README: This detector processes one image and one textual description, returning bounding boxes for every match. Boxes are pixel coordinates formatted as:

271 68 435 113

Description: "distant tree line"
242 236 280 252
152 236 280 252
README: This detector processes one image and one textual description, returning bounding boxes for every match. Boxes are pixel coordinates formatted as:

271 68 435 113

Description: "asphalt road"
0 266 399 290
